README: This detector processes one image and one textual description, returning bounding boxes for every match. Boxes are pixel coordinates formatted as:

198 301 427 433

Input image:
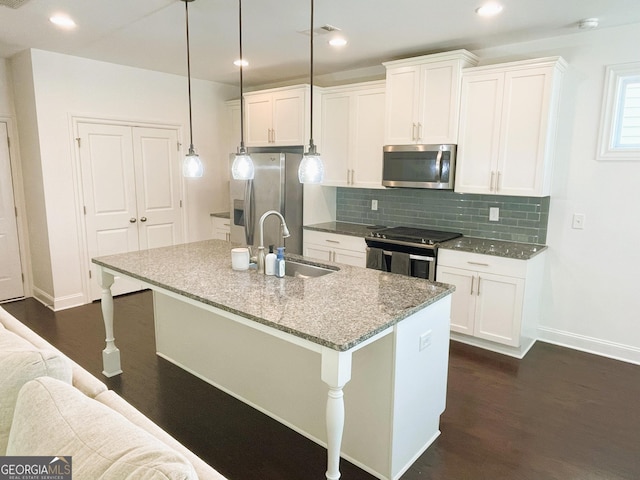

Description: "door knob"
140 217 147 222
129 218 137 223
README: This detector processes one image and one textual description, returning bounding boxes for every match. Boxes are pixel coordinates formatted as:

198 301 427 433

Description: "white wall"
10 49 235 309
472 23 640 364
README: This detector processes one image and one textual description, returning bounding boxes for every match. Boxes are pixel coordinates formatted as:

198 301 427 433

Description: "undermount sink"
285 260 337 278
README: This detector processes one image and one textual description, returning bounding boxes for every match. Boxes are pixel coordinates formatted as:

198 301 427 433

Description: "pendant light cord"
309 0 315 149
185 0 194 150
239 0 245 150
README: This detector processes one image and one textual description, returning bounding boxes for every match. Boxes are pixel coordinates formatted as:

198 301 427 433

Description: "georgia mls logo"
0 456 72 480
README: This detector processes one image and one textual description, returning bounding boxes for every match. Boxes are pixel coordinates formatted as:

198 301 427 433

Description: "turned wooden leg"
321 348 352 480
98 268 122 377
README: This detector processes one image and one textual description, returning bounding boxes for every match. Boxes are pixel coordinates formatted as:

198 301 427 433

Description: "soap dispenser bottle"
265 245 276 276
275 247 286 278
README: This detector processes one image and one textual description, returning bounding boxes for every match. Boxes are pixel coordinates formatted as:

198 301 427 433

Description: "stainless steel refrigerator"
229 147 304 255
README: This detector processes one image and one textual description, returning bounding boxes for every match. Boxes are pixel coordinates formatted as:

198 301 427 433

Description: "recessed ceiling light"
475 3 503 17
49 14 76 29
328 36 347 47
578 18 599 30
234 59 248 67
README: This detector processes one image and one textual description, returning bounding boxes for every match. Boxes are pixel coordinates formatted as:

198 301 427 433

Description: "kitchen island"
93 240 454 480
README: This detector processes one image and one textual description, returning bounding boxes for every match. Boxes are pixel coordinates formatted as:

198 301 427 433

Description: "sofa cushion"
0 328 72 455
8 377 198 480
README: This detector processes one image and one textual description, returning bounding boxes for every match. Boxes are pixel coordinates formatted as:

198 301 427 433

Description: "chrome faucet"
257 210 290 273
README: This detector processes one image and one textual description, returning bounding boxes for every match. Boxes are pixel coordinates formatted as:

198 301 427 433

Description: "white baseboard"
538 326 640 366
450 332 536 359
31 286 54 310
31 287 86 311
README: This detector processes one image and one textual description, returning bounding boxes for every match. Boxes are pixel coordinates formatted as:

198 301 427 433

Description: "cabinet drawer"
303 230 366 253
438 249 527 278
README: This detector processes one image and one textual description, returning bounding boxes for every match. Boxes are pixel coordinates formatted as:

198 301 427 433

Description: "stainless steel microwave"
382 144 456 189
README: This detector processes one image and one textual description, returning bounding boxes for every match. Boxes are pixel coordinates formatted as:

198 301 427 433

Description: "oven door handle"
382 250 434 262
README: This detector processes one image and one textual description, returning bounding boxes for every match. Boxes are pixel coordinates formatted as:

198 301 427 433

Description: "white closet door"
132 127 183 250
0 122 24 302
78 122 142 299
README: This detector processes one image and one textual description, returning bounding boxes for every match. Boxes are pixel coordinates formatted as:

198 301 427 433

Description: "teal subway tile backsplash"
336 188 549 244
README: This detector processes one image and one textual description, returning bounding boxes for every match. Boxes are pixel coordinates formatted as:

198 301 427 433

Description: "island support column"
98 268 122 377
321 347 352 480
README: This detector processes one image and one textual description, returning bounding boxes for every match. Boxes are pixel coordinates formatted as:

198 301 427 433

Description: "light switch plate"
489 207 500 222
371 199 378 211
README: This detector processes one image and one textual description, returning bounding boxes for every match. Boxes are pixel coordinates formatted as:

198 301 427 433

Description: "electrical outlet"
371 199 378 211
572 213 585 229
489 207 500 222
419 330 432 351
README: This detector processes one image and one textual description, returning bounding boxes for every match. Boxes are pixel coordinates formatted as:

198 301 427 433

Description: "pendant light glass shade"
231 148 255 180
298 144 324 184
231 0 255 180
181 0 204 178
184 146 204 178
299 0 324 184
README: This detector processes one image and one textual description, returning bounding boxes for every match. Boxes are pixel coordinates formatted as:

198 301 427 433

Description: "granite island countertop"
93 240 454 352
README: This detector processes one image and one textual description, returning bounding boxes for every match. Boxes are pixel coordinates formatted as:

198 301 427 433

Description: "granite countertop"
92 240 453 352
304 221 385 238
439 236 547 260
210 211 230 219
305 222 547 261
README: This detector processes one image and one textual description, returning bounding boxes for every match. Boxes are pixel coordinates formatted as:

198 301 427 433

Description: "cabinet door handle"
129 217 137 223
470 276 475 295
412 123 417 141
140 217 147 222
497 171 501 192
467 261 489 267
350 169 355 185
417 122 422 142
271 129 276 143
326 239 340 244
477 276 482 296
490 171 496 191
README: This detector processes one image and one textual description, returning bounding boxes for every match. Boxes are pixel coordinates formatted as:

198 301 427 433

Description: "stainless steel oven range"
365 226 462 281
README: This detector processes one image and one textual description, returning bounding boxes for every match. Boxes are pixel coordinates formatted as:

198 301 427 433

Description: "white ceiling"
1 0 639 87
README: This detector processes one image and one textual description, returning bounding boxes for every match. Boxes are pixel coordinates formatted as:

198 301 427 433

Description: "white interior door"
79 122 183 301
132 127 183 250
79 123 142 299
0 122 24 302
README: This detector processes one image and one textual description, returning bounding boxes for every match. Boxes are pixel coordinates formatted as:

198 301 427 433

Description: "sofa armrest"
95 390 228 480
0 307 107 398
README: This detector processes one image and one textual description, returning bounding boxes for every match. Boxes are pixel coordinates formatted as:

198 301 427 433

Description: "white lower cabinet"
211 216 231 241
303 230 366 268
437 248 545 356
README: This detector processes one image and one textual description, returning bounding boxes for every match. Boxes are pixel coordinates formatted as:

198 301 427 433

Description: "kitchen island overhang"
92 240 454 480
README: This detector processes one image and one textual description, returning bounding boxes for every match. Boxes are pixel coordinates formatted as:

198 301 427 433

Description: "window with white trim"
597 62 640 160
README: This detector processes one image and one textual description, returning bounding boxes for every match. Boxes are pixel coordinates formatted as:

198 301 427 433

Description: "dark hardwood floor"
3 291 640 479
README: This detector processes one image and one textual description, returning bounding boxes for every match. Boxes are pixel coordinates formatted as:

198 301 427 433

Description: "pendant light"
298 0 325 184
230 0 255 180
181 0 204 178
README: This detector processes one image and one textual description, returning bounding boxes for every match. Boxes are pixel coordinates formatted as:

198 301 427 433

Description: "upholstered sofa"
0 305 228 480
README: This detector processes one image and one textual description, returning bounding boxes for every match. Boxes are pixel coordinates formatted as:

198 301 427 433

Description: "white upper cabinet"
455 57 567 197
244 85 309 147
319 81 386 188
383 50 478 145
